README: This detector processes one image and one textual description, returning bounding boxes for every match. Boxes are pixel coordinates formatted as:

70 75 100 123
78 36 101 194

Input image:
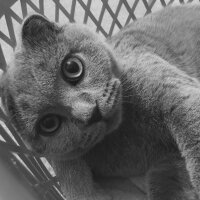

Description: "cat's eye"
61 56 84 84
37 114 61 136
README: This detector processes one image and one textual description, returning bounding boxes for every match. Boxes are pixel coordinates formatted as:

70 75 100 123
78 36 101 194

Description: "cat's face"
1 15 122 160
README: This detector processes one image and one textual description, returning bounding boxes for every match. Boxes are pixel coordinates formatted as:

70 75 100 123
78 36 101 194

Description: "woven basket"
0 0 199 199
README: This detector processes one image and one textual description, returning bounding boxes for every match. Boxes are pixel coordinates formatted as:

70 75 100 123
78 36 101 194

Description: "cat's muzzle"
71 78 121 128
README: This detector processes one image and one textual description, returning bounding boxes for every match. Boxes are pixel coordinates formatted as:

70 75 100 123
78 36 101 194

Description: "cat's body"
2 4 200 200
84 6 200 199
85 4 200 177
110 5 200 77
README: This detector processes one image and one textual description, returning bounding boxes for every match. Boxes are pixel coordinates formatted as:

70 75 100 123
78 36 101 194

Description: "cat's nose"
71 101 103 125
87 104 103 126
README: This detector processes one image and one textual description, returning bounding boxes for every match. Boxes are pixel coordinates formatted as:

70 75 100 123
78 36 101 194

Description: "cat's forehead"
17 23 109 68
57 23 107 57
62 23 98 45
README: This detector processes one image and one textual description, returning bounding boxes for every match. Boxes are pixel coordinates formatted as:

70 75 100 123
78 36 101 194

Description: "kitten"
1 4 200 200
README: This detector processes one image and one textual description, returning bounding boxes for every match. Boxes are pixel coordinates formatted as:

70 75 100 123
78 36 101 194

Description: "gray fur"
1 4 200 200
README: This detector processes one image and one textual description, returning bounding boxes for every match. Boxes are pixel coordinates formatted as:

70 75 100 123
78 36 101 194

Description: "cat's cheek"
46 125 82 153
25 136 47 155
79 122 107 149
33 141 46 154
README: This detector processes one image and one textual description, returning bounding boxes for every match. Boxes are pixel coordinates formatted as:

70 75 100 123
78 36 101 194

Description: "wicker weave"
0 0 199 199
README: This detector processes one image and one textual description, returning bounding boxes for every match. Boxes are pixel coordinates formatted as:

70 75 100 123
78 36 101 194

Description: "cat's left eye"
37 114 61 136
61 56 84 84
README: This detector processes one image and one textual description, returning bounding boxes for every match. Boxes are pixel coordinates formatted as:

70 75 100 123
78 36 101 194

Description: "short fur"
2 4 200 200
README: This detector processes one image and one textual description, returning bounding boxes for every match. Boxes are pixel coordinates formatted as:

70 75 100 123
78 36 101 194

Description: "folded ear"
21 14 60 47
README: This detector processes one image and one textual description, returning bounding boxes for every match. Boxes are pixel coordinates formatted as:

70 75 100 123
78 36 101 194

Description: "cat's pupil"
39 115 60 134
65 61 80 74
42 117 56 129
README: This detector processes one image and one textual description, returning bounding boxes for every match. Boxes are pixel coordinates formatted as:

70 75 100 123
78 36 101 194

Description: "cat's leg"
146 155 197 200
161 73 200 197
51 158 111 200
166 93 200 198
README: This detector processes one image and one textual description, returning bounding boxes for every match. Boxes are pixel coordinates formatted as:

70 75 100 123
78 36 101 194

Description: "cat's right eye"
37 114 61 137
61 56 84 84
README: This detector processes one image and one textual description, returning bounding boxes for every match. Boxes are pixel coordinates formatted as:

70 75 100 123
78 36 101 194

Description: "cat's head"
0 14 122 160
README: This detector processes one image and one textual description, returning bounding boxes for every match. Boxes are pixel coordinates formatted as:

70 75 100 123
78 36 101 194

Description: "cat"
2 3 200 200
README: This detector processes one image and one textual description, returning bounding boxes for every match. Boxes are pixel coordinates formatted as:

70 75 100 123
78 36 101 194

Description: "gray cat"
1 4 200 200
